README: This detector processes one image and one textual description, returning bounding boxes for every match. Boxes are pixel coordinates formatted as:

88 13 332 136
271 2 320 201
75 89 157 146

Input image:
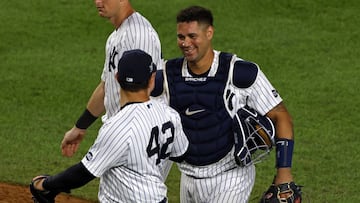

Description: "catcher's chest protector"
165 53 234 166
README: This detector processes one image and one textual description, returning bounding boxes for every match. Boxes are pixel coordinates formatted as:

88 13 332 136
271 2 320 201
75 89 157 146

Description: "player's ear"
115 72 120 83
206 25 214 40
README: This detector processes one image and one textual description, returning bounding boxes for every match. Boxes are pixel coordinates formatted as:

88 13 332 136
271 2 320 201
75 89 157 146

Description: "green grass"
1 0 359 202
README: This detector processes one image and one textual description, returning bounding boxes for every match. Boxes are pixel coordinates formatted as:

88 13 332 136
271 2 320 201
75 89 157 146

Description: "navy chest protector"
165 53 234 166
151 53 261 166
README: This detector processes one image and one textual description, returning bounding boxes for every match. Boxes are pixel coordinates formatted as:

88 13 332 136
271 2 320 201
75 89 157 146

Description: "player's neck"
111 5 135 29
120 90 149 108
188 49 214 75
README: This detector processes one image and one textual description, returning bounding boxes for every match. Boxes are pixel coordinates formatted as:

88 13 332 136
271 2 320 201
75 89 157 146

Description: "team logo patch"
86 151 93 161
272 89 279 97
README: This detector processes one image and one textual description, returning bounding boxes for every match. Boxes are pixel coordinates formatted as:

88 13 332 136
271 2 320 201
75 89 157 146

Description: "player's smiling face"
177 21 213 64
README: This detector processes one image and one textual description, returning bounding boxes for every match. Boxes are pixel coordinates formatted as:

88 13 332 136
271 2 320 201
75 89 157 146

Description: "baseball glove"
29 176 59 203
260 182 302 203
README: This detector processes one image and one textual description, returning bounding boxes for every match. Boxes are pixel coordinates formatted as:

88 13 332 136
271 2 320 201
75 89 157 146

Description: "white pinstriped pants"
180 165 255 203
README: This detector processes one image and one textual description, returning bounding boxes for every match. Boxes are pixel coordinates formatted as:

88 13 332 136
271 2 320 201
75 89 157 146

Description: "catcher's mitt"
29 176 59 203
260 182 302 203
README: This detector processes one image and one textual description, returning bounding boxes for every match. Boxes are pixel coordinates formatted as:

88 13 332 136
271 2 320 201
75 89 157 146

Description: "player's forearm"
274 117 293 140
75 82 105 129
42 162 95 192
86 81 106 117
267 103 295 184
267 102 294 140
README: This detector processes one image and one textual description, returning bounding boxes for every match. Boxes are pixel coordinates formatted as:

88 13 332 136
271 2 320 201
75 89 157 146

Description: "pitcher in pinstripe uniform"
61 0 163 158
151 6 298 203
31 50 189 203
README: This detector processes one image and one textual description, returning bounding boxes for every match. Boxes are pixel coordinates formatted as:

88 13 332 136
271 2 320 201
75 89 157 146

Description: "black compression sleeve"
42 162 96 192
75 109 98 129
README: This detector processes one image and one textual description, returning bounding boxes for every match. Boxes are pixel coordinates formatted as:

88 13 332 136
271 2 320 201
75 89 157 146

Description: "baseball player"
30 50 189 203
61 0 162 158
151 6 301 203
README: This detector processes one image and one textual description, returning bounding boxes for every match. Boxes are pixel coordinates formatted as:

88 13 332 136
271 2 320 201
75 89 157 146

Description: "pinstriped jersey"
81 100 188 202
154 50 282 178
101 12 162 121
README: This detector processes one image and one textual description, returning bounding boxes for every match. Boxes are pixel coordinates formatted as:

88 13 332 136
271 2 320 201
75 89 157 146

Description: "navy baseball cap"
117 49 157 85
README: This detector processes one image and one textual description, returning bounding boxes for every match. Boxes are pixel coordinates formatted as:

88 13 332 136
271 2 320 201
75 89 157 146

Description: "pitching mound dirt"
0 182 95 203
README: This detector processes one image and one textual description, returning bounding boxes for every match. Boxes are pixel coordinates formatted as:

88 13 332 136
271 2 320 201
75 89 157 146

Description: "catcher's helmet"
233 105 275 167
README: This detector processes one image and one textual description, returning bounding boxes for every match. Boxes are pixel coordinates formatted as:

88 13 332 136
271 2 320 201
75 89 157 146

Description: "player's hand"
31 176 46 191
30 175 60 203
260 181 302 203
61 126 86 157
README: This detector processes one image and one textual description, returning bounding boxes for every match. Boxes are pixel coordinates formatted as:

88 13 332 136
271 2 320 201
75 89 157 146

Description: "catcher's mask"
233 105 275 167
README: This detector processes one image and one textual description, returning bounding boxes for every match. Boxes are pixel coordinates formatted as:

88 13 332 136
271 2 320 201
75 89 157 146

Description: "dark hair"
119 80 150 92
176 6 213 26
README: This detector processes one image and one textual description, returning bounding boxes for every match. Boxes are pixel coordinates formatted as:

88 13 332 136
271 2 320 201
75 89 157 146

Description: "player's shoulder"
98 113 130 141
153 100 182 120
151 57 184 97
232 59 259 88
152 99 176 113
127 12 157 31
151 69 164 97
104 109 131 127
165 57 184 68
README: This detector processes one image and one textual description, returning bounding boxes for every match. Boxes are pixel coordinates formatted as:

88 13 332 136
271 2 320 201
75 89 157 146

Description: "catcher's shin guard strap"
275 138 294 168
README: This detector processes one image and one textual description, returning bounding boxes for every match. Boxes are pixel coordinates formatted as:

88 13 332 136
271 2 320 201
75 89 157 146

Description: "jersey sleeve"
81 120 130 177
124 20 162 71
169 108 189 159
101 32 115 82
226 58 283 116
247 68 283 115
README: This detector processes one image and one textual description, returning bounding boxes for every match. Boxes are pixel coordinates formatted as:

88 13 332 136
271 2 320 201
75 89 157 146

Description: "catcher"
148 5 301 203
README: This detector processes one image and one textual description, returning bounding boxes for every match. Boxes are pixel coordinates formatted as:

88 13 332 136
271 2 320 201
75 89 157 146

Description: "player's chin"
182 51 196 61
96 9 106 17
98 12 106 17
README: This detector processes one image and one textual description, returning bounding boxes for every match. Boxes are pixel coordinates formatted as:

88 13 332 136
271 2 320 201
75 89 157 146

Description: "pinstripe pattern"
180 164 255 203
82 100 188 202
153 50 282 202
246 69 282 114
101 12 162 122
225 53 283 118
178 149 255 203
